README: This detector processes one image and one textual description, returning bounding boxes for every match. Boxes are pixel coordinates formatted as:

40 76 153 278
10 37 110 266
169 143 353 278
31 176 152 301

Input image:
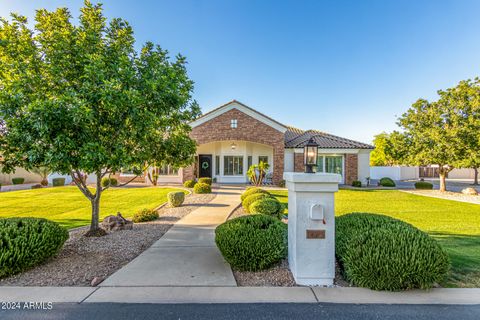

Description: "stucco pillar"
283 172 341 286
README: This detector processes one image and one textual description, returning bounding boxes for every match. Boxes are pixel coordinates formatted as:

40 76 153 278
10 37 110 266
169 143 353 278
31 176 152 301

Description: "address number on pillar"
306 229 326 239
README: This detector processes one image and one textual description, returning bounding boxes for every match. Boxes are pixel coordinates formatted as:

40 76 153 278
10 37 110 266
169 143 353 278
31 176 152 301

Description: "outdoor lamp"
304 137 318 173
231 142 236 150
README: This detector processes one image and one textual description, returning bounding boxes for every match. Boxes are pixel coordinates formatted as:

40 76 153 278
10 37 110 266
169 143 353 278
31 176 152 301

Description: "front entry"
198 154 212 178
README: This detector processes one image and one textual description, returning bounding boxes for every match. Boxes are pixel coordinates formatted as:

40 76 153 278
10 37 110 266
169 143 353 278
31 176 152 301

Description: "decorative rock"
461 187 479 195
91 277 103 287
101 212 133 231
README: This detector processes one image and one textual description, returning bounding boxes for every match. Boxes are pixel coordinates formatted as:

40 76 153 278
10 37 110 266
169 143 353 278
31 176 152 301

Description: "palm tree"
31 166 50 186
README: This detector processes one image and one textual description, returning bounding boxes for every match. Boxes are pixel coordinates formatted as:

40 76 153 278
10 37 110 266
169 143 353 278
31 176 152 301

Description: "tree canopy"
0 1 200 233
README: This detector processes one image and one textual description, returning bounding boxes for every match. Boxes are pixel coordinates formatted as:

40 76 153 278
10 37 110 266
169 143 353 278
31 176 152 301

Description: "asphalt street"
1 303 479 320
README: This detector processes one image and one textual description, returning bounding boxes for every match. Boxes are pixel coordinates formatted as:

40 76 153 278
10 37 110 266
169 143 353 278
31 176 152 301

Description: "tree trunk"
89 172 103 232
439 172 447 192
474 168 479 186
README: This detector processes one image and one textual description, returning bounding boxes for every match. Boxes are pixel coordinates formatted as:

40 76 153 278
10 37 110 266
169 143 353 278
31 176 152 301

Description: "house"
141 100 373 186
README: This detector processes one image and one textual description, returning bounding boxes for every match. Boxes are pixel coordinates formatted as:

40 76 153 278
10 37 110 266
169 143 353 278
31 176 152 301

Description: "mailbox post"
283 172 341 286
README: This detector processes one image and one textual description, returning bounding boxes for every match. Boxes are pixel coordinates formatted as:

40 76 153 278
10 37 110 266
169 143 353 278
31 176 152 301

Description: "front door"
199 154 212 178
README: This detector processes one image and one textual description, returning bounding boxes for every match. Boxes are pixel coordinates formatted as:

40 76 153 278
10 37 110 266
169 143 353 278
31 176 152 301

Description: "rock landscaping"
0 192 215 287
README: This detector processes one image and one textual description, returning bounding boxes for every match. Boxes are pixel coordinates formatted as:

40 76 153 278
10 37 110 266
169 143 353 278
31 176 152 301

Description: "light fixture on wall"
231 142 236 150
304 137 318 173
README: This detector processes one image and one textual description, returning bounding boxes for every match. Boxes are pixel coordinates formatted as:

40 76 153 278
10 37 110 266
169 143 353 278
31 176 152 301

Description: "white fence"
371 166 475 180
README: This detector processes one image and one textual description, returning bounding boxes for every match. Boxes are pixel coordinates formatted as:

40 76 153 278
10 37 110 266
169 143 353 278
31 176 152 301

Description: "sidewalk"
99 185 243 287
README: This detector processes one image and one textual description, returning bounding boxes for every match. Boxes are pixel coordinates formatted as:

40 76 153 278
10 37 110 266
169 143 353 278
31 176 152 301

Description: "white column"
283 172 341 286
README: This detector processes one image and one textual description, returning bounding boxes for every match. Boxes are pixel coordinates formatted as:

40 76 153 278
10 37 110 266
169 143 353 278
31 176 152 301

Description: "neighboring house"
148 100 373 185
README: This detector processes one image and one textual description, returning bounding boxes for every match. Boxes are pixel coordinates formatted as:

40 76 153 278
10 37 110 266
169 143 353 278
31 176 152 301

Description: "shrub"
379 177 396 187
240 187 270 201
242 193 272 213
167 191 185 207
0 218 68 278
278 179 286 188
31 184 43 189
11 177 25 185
352 180 362 187
215 215 287 271
132 208 159 223
198 177 212 185
193 182 211 194
183 179 196 188
52 177 66 187
101 177 118 188
415 181 433 190
249 197 282 218
336 213 450 291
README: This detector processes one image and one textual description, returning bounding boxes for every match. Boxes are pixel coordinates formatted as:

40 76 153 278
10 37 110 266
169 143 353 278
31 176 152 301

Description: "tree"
0 1 200 235
31 167 51 186
397 97 462 192
370 132 408 166
444 79 480 185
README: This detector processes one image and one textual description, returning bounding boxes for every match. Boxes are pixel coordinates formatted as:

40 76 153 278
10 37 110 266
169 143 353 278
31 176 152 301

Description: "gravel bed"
0 192 216 287
401 189 480 204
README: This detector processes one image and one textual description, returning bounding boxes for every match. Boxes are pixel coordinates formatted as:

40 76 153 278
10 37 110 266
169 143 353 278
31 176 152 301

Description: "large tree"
370 131 408 166
0 1 200 235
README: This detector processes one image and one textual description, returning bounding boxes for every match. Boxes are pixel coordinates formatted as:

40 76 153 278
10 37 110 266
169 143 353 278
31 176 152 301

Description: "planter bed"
0 192 215 287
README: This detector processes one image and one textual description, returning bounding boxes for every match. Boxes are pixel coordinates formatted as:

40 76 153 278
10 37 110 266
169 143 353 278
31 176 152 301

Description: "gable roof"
189 100 288 133
285 126 374 149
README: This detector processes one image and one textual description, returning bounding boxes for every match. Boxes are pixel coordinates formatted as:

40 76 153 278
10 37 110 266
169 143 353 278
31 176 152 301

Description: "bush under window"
198 177 212 185
336 213 450 291
0 218 68 278
215 215 287 271
193 182 211 194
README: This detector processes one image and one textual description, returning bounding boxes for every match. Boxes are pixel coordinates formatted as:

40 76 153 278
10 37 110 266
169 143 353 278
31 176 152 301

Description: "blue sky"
2 0 480 143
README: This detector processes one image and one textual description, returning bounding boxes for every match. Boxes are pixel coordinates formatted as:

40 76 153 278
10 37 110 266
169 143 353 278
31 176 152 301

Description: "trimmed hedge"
193 182 211 194
415 181 433 190
240 187 270 201
242 193 272 213
336 213 450 291
11 177 25 185
52 177 65 187
249 197 283 218
132 208 159 223
379 177 396 187
183 179 196 188
0 218 68 278
167 191 185 207
198 177 212 185
101 177 118 188
215 215 287 271
352 180 362 187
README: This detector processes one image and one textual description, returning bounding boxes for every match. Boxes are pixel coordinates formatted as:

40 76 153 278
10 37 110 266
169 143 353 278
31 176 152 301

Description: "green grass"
270 189 480 288
0 186 186 229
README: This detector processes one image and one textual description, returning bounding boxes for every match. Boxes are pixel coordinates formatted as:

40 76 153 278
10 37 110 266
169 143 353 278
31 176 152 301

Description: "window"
315 155 324 172
215 156 220 175
230 119 238 128
247 156 252 168
258 156 268 165
158 164 178 176
325 156 343 175
224 156 243 175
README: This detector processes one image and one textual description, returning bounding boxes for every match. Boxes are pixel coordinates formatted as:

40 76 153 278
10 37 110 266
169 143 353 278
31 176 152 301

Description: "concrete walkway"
100 185 243 287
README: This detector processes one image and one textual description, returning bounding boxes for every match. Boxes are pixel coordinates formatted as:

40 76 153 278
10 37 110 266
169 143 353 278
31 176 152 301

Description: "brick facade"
294 152 304 172
344 154 358 185
190 108 285 185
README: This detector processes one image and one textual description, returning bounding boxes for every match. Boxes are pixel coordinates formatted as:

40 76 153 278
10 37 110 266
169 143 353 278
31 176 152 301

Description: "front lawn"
270 189 480 288
0 186 186 229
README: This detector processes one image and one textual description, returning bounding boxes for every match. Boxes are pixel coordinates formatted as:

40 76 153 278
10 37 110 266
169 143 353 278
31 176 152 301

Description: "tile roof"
285 126 374 149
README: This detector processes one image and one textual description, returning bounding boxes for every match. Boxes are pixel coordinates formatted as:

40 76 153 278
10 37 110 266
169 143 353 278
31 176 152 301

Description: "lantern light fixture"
304 137 318 173
231 142 236 150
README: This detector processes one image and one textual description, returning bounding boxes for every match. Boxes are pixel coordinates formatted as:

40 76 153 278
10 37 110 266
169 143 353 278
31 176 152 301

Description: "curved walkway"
100 185 243 287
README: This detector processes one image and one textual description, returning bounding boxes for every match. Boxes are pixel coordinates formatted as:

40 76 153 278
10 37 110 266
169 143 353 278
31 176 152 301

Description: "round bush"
215 215 287 271
379 177 396 187
249 197 282 218
193 182 211 194
101 177 118 188
0 218 69 278
336 213 450 291
11 177 25 185
132 208 159 223
415 181 433 190
240 187 270 201
352 180 362 187
183 179 196 188
242 193 272 213
167 191 185 207
52 177 66 187
198 177 212 185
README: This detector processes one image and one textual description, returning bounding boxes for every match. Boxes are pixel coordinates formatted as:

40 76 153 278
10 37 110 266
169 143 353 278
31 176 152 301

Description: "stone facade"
344 154 358 185
190 108 285 184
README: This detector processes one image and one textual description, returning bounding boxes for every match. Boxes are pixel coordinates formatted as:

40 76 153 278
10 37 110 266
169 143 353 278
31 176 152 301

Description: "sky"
1 0 480 144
